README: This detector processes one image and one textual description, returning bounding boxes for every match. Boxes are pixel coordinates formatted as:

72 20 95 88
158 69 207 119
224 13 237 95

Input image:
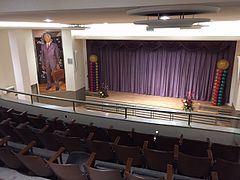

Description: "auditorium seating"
143 142 173 172
0 106 239 180
0 139 36 171
179 138 211 157
212 158 240 180
175 146 212 179
211 142 240 162
47 151 90 180
87 137 117 162
108 126 132 146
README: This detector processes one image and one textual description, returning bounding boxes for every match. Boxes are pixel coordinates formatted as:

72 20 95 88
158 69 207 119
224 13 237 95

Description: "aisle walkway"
0 167 49 180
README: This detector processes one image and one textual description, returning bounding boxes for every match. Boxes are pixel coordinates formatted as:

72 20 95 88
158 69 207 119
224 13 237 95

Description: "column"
8 29 38 101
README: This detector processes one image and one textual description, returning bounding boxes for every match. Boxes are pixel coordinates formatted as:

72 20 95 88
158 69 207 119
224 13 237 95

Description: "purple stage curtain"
87 40 236 102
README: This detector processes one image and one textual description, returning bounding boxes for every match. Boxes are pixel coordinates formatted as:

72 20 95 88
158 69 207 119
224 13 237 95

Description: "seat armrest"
114 136 120 145
0 118 11 125
7 108 13 113
211 171 218 180
48 147 66 163
207 149 214 165
125 158 133 174
87 132 94 141
19 141 36 155
179 134 183 145
174 144 179 161
71 119 76 124
166 164 173 180
143 141 149 149
0 136 11 146
39 125 49 133
86 152 96 167
20 111 28 116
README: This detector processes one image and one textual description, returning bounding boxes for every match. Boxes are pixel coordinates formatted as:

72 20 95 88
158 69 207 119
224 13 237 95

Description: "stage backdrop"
87 40 236 102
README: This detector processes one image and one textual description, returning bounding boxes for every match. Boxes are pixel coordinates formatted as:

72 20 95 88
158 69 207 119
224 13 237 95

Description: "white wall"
25 30 38 86
62 30 86 91
0 30 15 88
61 30 75 91
72 39 87 90
229 41 240 109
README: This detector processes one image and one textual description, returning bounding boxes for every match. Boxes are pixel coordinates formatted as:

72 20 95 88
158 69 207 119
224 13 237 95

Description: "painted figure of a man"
41 32 60 91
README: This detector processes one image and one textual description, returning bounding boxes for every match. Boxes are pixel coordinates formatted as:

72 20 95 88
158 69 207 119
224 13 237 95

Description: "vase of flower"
182 92 193 111
98 82 109 98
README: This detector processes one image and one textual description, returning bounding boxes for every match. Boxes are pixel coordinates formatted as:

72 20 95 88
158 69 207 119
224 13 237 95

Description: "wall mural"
33 30 65 92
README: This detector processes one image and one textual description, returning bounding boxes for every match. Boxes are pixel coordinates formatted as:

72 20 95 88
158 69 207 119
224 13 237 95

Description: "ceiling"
0 1 240 24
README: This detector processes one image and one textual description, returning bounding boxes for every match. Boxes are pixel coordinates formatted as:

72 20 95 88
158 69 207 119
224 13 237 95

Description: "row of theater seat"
0 106 239 180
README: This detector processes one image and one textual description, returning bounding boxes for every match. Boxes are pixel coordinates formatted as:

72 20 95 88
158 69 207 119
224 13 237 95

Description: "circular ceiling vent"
127 5 220 16
127 5 220 29
134 18 211 28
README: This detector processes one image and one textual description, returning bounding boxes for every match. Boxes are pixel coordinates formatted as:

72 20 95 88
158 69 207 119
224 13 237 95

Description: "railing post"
73 101 76 112
30 95 33 104
188 114 191 126
124 108 128 119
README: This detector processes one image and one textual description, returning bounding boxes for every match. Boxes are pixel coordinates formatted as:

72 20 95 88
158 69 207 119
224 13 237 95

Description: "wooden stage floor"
86 91 234 115
39 82 66 94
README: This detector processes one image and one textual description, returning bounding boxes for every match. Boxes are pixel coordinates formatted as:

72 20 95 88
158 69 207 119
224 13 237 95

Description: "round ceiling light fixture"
127 5 220 29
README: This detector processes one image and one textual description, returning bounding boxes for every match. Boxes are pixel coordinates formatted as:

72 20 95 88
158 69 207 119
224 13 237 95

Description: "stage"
86 91 235 115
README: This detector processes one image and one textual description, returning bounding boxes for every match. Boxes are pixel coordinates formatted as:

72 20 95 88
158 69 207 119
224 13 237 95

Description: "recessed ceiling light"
44 19 53 23
160 16 170 20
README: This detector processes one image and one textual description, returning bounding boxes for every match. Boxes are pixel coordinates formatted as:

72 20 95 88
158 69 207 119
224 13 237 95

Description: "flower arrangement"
182 92 193 111
98 82 109 98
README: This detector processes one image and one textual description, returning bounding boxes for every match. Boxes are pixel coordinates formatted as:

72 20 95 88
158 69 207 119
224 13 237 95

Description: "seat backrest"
87 140 114 162
180 139 209 157
14 126 41 145
212 143 240 162
27 115 47 129
48 162 86 180
177 152 211 178
0 122 22 143
66 123 89 138
36 132 62 151
108 128 132 146
87 166 122 180
132 132 154 148
143 148 173 172
214 159 240 180
47 119 67 131
89 126 110 141
16 154 53 177
0 148 22 170
154 135 179 151
57 135 88 153
114 144 143 166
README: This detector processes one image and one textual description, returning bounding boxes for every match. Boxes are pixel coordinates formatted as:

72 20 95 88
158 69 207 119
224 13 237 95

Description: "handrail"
0 88 240 123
